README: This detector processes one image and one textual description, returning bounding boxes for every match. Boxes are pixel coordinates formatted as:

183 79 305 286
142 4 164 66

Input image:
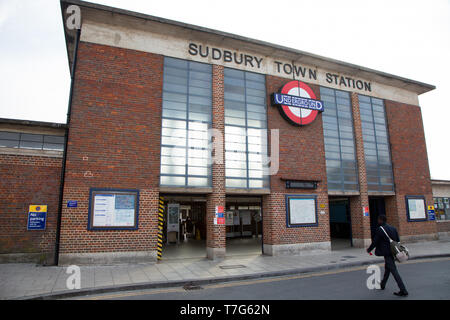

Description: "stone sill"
226 188 271 195
159 187 213 194
0 147 63 158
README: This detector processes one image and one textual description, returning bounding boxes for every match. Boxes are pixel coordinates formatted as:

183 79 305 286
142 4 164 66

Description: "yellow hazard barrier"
157 196 165 261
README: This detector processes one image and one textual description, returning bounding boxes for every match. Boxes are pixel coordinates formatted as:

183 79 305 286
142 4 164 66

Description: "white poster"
289 198 316 225
225 211 234 226
233 212 240 226
241 211 251 225
93 193 136 227
408 198 426 220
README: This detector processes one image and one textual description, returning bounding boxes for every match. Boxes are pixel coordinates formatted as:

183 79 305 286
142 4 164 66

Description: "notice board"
88 189 139 230
286 195 318 227
406 196 427 221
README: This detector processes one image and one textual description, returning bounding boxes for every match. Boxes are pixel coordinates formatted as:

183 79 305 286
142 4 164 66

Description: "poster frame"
405 195 427 222
88 188 140 231
285 194 318 228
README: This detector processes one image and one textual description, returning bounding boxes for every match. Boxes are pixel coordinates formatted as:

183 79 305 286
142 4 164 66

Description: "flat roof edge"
0 118 67 129
431 179 450 184
60 0 436 94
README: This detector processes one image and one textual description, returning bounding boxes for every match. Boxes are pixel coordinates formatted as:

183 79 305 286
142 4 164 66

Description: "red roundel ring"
279 81 319 126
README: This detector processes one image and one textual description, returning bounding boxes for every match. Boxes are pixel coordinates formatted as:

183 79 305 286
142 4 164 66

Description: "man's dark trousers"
381 254 406 292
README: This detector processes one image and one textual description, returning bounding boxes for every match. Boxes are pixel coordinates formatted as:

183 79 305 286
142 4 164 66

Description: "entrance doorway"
225 197 263 257
161 195 207 260
329 198 352 250
369 197 386 238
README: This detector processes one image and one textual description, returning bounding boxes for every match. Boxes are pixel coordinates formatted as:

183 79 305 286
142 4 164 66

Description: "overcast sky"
0 0 449 179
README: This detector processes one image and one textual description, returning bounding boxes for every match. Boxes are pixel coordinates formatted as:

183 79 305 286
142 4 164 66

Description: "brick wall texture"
206 65 226 250
58 42 163 254
263 75 330 245
0 154 62 261
384 100 437 237
349 93 371 242
437 221 450 233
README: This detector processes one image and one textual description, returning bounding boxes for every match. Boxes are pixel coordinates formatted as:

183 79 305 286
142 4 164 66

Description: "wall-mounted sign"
405 196 427 221
67 200 78 208
285 180 318 189
272 81 324 126
27 205 47 230
427 205 436 221
88 189 139 230
363 206 370 217
215 206 225 225
286 195 318 227
187 43 373 93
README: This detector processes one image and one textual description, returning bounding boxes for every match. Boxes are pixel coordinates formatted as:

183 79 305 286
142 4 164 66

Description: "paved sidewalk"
1 239 449 300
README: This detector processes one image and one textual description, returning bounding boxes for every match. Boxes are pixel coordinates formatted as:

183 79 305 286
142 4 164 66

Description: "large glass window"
0 131 64 151
321 87 359 192
160 57 212 187
224 68 268 189
433 197 450 220
359 95 394 192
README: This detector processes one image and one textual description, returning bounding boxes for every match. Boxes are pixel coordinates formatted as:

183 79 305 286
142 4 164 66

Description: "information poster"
167 203 180 232
287 196 317 227
89 190 138 229
427 205 436 221
233 212 240 226
241 211 251 225
27 205 47 230
225 211 234 226
407 197 426 220
214 206 225 225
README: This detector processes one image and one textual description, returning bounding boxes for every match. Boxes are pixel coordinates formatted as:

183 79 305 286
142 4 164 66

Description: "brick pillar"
262 193 278 253
350 93 372 247
384 195 400 231
206 65 226 260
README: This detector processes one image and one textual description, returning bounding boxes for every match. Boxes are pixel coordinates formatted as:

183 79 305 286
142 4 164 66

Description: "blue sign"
27 205 47 230
67 200 78 208
428 210 435 221
272 93 324 112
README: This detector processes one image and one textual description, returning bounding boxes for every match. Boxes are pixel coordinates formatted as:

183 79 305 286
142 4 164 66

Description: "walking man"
367 215 409 297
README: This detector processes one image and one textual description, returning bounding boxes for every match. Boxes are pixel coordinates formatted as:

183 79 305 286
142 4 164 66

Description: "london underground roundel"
272 81 324 126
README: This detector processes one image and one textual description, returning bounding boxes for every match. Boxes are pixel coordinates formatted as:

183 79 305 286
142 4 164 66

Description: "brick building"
0 119 65 264
0 0 441 264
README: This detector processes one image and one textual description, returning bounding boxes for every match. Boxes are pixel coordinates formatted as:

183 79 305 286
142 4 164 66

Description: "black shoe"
394 291 408 297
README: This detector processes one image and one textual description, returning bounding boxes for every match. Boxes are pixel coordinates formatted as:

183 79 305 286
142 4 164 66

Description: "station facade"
0 1 441 264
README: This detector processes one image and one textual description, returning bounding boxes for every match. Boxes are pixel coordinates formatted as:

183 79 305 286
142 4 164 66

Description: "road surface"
73 257 450 300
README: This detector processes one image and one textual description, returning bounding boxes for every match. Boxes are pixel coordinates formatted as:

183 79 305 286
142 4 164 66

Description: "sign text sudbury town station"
0 0 447 266
188 42 373 92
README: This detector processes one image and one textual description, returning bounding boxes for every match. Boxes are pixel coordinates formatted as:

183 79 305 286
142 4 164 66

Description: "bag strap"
379 226 393 243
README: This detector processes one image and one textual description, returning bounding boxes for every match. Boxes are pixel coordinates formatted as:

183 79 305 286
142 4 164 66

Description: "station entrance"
329 197 352 250
160 195 207 260
369 197 386 238
225 197 263 257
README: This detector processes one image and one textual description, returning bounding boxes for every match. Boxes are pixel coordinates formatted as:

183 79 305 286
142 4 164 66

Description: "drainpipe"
54 28 81 266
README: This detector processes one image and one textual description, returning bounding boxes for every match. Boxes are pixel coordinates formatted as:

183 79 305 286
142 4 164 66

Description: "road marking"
78 287 186 300
77 256 450 300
